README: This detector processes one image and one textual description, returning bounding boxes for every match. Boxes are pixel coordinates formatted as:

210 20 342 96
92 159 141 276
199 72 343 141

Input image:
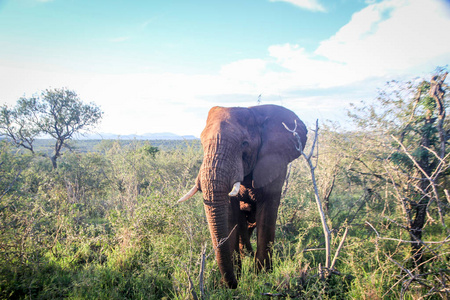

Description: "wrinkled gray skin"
188 104 307 288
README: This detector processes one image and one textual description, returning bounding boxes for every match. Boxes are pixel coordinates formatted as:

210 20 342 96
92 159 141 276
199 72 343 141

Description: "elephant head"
178 104 307 288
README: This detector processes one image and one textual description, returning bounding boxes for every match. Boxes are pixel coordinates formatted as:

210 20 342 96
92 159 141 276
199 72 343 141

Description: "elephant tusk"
177 185 198 203
228 182 241 197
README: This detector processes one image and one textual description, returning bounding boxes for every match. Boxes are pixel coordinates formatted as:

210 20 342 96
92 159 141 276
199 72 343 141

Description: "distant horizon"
79 131 199 140
0 131 200 141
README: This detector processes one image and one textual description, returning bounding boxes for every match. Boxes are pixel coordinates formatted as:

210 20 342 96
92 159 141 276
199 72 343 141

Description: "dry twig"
283 119 351 275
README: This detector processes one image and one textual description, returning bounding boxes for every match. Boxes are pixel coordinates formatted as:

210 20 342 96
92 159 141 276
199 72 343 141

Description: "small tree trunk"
51 138 64 169
408 72 448 267
51 155 58 169
409 196 428 266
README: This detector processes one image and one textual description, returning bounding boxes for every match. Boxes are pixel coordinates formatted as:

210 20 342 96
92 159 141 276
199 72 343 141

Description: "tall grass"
0 139 448 299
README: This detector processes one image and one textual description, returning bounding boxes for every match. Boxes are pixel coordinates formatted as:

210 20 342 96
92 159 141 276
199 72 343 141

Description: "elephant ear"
250 105 307 189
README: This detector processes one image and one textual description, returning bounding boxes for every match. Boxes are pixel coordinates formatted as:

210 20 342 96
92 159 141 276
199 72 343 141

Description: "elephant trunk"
199 137 242 288
204 200 238 288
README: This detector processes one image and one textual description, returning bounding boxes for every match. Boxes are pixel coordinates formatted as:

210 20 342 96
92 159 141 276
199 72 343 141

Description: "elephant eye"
241 141 249 148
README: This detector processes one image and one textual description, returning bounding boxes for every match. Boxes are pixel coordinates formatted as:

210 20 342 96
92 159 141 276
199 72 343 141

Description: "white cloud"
267 44 350 88
269 0 326 12
222 0 450 92
315 0 450 76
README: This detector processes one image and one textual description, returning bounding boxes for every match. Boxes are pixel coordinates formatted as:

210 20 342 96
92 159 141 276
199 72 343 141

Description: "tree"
349 68 449 266
0 97 41 153
0 88 103 168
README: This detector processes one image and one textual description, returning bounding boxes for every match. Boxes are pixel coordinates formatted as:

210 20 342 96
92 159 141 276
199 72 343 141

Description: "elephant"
178 104 307 288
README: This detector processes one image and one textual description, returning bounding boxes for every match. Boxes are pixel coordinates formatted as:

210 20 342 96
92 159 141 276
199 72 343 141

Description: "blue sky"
1 0 449 136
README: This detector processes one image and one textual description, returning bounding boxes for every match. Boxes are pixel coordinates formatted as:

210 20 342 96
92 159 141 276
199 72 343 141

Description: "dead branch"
283 120 331 270
184 266 199 300
385 165 413 228
366 221 450 244
391 135 446 227
178 259 199 300
215 224 237 249
385 254 434 292
199 243 209 300
281 162 292 199
330 226 349 271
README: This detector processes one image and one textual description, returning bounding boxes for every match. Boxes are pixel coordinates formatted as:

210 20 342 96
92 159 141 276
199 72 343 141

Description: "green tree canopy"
0 88 103 168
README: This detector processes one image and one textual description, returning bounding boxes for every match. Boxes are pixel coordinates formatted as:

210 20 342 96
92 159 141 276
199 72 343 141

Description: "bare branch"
365 221 380 238
182 265 199 300
330 226 349 270
199 243 208 300
366 221 450 244
281 162 292 199
385 254 434 290
283 119 332 270
215 224 237 250
391 135 446 226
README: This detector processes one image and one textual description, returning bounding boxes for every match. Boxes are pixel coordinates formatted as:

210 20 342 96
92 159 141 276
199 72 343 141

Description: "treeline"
30 138 202 155
0 70 449 299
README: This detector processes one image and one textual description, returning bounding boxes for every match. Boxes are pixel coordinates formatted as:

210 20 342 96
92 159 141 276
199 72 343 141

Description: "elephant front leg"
254 177 284 271
255 203 279 271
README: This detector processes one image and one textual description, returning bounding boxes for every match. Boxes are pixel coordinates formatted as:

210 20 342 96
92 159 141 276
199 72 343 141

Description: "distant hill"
83 132 198 140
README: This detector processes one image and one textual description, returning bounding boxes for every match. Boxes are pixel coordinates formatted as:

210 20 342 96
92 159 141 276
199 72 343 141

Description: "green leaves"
139 144 160 158
39 88 102 139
